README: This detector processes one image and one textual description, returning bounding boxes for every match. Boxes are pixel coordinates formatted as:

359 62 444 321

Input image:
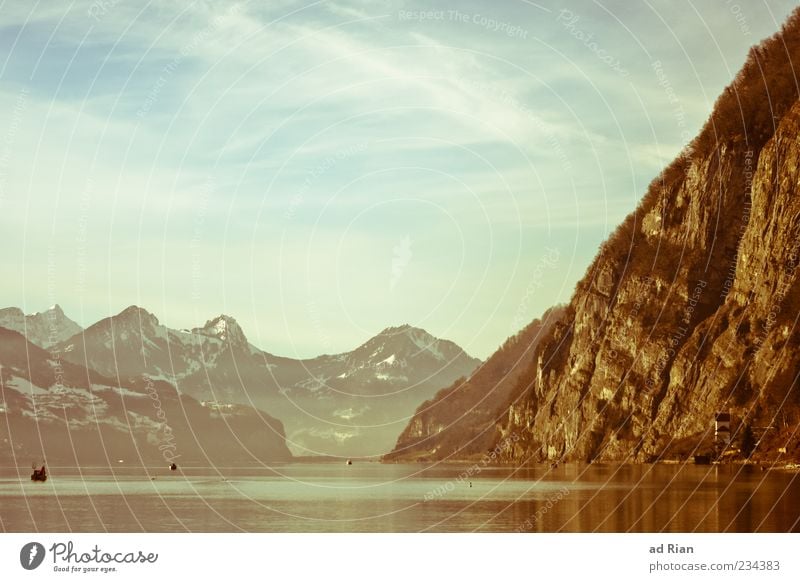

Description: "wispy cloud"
1 0 796 358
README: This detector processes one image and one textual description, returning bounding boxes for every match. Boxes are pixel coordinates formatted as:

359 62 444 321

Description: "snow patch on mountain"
110 385 149 398
377 354 396 366
406 329 445 361
6 377 48 396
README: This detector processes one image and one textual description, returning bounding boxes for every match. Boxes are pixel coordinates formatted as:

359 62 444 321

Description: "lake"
1 463 798 532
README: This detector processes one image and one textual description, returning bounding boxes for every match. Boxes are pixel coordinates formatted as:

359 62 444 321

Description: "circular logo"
20 542 46 570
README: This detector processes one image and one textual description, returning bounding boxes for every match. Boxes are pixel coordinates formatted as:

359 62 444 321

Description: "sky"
0 0 797 360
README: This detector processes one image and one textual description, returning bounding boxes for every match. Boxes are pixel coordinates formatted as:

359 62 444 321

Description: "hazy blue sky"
1 0 796 359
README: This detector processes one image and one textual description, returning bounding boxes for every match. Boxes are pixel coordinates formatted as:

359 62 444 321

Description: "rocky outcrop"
389 9 800 464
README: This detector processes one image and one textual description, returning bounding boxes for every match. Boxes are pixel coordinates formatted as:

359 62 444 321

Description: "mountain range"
0 325 291 467
0 305 82 348
0 304 480 459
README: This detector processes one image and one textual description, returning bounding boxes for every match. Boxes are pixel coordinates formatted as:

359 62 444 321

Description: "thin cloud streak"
1 0 797 358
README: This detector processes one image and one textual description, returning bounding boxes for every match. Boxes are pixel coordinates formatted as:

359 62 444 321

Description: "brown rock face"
389 9 800 464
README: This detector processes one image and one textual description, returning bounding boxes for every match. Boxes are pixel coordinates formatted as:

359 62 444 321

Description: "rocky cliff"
389 9 800 464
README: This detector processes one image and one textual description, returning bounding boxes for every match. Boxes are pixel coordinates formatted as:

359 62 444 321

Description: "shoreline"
3 457 799 473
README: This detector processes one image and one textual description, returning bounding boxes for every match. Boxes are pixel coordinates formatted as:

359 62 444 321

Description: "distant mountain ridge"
0 304 481 457
0 304 82 349
0 326 291 466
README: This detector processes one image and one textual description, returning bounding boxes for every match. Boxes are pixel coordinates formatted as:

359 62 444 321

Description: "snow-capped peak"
31 304 64 318
346 324 453 365
212 317 229 338
195 314 247 346
112 306 161 333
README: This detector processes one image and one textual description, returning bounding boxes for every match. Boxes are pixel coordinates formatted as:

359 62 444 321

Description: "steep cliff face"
509 98 800 464
390 10 800 464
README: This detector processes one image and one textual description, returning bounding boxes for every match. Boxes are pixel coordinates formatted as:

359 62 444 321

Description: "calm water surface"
1 463 798 532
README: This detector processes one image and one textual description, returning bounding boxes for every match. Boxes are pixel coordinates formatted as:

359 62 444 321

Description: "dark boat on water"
30 464 47 482
693 455 711 465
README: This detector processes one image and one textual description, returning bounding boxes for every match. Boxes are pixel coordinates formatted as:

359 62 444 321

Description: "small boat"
693 454 711 465
345 459 352 466
30 464 47 482
169 463 178 471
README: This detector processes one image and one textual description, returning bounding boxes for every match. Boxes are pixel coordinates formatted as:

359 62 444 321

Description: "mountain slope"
389 9 800 464
0 327 291 466
274 324 482 457
288 324 479 398
0 305 82 349
385 306 564 461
